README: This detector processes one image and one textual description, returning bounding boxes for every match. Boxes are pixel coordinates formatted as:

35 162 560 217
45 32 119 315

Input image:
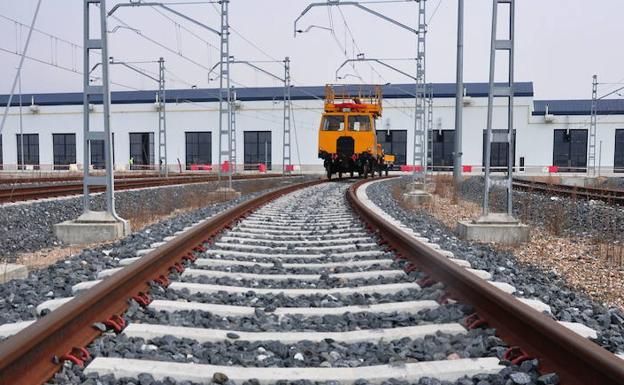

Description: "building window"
615 129 624 173
429 130 455 171
376 130 407 167
90 133 115 170
482 130 516 170
53 134 76 170
129 132 154 170
185 132 212 169
553 129 587 172
244 131 271 170
16 134 39 169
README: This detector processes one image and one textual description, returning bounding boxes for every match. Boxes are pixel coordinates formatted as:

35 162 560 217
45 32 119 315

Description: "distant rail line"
512 178 624 204
0 174 290 204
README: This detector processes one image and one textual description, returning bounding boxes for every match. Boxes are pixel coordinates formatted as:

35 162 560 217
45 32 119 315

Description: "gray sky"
1 0 623 100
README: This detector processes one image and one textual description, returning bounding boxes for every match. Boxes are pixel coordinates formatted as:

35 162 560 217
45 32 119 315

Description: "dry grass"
13 245 93 270
6 178 291 271
394 176 624 310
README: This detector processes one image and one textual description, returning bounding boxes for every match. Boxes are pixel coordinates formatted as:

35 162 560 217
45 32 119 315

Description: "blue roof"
0 82 534 107
533 99 624 116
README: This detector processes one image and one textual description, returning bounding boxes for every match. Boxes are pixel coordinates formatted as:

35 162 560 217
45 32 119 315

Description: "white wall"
0 94 621 171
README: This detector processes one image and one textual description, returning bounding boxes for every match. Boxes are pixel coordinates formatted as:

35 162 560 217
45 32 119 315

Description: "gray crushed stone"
0 178 307 325
367 177 624 353
0 176 305 260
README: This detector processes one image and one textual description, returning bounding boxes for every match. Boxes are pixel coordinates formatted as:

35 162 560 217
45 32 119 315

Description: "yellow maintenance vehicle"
318 84 395 179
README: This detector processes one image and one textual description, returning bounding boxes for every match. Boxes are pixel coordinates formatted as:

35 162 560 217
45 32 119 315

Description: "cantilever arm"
110 59 160 83
209 60 285 83
336 58 417 81
294 1 418 37
108 2 221 36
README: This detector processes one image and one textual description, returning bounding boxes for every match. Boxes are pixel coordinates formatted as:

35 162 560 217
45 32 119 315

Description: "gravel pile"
368 177 624 354
0 179 304 325
0 176 306 260
459 176 624 239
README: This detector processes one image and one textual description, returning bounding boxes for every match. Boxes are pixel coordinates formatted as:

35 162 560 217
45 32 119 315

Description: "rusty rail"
0 178 324 385
347 179 624 385
0 173 293 204
512 178 624 205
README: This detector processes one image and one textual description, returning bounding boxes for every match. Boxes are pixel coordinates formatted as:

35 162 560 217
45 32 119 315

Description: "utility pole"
453 0 464 184
412 0 428 187
589 74 598 177
18 72 24 171
157 57 167 176
230 85 237 170
483 0 515 217
218 0 233 188
82 0 123 222
283 57 292 174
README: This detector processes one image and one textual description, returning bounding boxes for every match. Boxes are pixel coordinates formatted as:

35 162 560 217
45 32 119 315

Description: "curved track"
0 178 622 385
512 178 624 205
0 174 290 204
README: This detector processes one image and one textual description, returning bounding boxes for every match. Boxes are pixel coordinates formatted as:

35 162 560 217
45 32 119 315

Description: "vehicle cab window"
322 115 345 131
348 115 372 132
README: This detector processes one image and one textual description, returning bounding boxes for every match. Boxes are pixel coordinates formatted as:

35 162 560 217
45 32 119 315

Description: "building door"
16 134 39 170
90 133 115 170
129 132 154 170
553 129 587 172
53 134 76 170
244 131 271 170
615 129 624 173
376 130 407 167
482 130 516 171
185 132 212 169
429 130 455 171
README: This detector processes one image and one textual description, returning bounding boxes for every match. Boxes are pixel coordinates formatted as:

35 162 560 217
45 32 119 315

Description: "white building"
0 82 622 174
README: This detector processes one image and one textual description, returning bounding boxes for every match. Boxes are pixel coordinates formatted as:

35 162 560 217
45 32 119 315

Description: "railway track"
512 178 624 205
0 173 289 204
0 179 623 384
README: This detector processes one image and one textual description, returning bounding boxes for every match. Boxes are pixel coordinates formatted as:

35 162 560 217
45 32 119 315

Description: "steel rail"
347 178 624 385
512 178 624 205
0 174 292 203
0 173 272 185
0 177 324 385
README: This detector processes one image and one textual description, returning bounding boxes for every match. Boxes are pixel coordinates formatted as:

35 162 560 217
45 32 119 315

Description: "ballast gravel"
459 176 624 239
0 176 304 260
41 181 561 385
86 328 503 367
0 178 306 325
367 177 624 354
179 273 412 289
134 304 471 333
